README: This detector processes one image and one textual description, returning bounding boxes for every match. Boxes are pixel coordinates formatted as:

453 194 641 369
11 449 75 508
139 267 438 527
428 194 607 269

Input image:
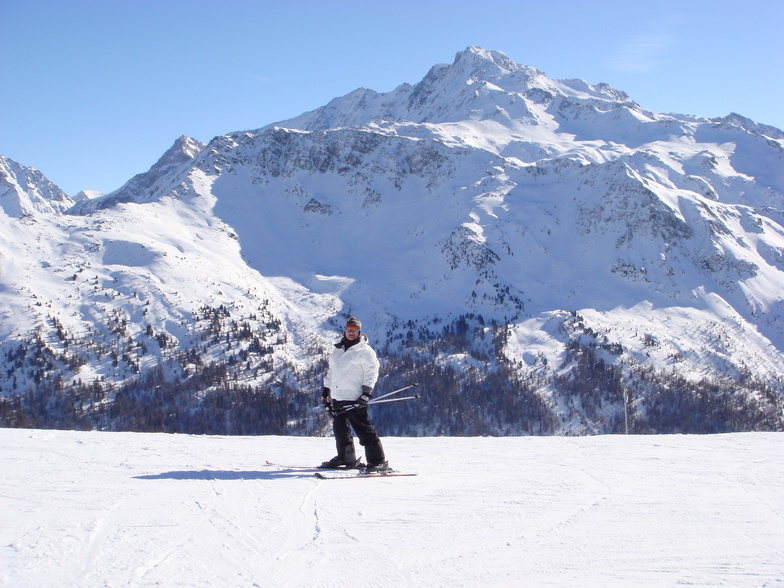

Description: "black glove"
322 387 334 416
358 385 372 406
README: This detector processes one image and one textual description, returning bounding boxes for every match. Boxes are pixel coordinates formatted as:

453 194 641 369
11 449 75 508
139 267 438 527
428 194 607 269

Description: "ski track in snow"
1 430 784 587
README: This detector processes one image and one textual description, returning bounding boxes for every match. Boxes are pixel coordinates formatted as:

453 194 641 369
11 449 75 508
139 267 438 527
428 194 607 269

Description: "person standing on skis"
320 316 388 472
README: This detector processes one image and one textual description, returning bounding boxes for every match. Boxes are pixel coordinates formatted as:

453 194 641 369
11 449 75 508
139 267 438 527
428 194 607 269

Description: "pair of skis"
264 460 416 479
315 470 416 479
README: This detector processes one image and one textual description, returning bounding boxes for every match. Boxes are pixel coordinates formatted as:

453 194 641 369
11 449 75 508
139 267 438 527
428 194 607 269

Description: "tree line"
0 309 782 436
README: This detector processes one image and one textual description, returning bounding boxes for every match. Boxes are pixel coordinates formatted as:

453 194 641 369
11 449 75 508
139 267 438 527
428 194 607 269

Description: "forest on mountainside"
1 309 781 436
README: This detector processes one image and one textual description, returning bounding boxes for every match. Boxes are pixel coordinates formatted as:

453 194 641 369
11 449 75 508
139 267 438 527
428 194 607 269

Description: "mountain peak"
453 46 521 76
277 46 554 132
416 45 537 92
712 112 784 140
0 155 74 217
67 136 206 214
152 136 207 171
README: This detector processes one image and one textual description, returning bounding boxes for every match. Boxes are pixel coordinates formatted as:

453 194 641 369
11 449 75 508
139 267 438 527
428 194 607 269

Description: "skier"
320 317 388 472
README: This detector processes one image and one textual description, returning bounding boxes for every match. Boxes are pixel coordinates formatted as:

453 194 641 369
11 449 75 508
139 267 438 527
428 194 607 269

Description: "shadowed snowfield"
2 429 783 587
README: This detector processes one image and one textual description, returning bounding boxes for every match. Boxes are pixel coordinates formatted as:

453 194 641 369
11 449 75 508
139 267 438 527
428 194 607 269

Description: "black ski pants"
333 400 385 465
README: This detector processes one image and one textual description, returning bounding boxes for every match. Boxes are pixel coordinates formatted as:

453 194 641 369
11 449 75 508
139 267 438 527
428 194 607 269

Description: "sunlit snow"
2 429 783 586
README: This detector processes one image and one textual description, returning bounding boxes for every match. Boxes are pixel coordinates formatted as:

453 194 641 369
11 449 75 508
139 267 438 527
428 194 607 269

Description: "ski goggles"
344 326 361 333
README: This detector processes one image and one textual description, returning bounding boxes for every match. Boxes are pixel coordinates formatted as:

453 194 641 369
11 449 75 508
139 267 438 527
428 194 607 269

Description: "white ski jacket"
324 335 380 401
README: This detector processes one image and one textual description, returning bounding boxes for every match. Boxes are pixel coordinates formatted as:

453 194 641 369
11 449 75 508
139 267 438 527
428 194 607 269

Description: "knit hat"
345 316 362 330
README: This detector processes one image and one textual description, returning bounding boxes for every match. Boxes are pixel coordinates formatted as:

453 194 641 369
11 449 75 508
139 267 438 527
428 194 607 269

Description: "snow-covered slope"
2 429 783 587
1 47 783 434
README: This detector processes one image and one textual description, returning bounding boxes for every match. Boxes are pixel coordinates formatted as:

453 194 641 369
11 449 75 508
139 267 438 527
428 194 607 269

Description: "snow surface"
2 429 783 587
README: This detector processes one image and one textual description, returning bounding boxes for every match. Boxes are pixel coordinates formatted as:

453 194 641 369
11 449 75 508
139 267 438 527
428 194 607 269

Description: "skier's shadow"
135 468 318 481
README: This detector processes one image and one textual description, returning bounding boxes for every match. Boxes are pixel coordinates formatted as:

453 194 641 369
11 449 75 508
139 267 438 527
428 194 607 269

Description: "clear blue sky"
2 0 782 196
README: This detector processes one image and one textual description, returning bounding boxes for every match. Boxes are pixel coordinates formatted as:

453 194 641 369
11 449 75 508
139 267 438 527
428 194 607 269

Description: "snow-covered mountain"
1 47 783 435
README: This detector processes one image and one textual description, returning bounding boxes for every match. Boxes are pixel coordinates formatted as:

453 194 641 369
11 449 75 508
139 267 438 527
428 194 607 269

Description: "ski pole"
331 390 421 415
369 395 420 405
370 383 419 403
